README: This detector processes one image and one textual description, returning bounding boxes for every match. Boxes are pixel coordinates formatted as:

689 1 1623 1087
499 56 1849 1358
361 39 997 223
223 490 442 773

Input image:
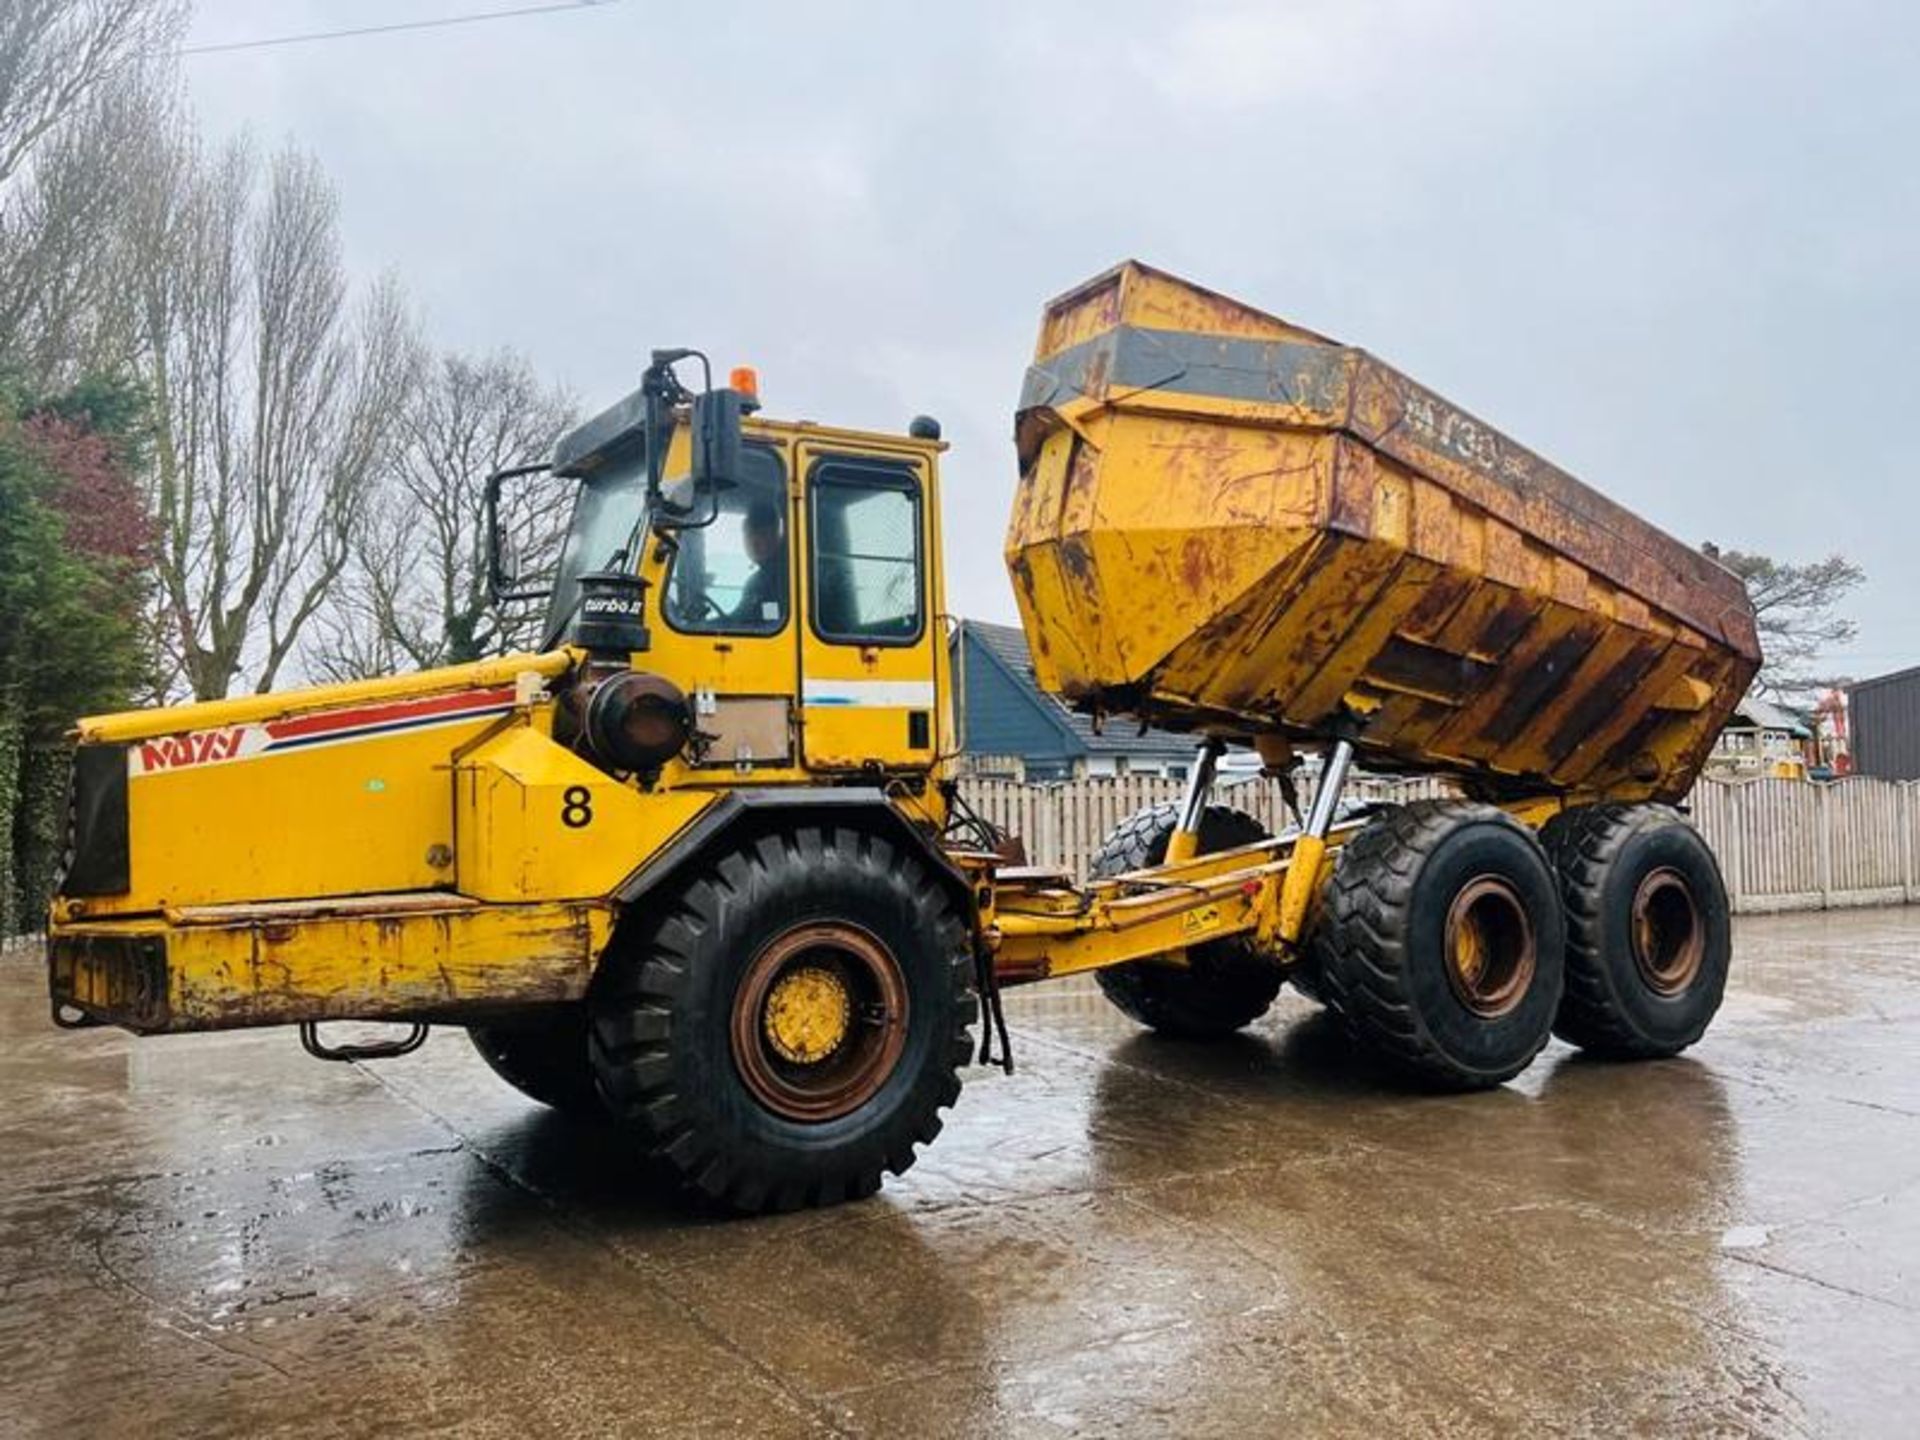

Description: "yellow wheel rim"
763 965 853 1065
732 923 910 1123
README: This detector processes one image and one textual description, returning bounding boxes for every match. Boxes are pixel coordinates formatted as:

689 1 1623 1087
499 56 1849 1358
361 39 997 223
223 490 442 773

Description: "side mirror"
486 462 561 603
638 349 753 531
691 387 745 492
650 386 749 532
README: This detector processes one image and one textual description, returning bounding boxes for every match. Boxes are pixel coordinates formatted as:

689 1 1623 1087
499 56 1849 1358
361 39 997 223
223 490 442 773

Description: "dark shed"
1848 666 1920 780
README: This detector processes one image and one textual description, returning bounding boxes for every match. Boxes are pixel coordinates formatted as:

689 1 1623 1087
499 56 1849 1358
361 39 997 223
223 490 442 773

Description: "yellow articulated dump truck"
47 265 1760 1213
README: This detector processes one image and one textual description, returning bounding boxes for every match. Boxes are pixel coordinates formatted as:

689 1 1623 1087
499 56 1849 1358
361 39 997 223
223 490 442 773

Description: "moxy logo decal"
119 685 520 778
130 726 265 775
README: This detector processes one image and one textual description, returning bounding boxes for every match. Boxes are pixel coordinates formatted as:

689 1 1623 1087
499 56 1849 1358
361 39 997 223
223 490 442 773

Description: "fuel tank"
1006 262 1760 803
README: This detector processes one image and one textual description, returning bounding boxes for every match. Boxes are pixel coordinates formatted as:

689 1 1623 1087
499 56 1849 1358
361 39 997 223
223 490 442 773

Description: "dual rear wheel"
1092 798 1730 1090
1313 801 1568 1089
1541 803 1731 1057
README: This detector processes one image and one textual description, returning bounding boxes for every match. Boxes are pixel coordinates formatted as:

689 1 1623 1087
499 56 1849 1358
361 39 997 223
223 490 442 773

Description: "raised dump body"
1007 262 1761 804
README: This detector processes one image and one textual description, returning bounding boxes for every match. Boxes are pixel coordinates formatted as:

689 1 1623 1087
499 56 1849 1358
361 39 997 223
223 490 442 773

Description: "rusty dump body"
1006 263 1761 804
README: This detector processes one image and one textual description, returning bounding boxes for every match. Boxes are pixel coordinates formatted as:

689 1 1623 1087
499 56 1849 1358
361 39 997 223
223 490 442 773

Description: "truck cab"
50 356 964 1016
534 378 950 784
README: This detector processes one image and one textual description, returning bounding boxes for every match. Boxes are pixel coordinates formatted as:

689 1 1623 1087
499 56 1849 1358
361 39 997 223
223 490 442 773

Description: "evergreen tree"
0 379 151 934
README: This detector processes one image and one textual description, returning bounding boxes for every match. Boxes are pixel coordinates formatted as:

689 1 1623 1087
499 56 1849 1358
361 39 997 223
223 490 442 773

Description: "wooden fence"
964 773 1920 915
5 776 1914 947
1687 776 1920 913
963 772 1449 882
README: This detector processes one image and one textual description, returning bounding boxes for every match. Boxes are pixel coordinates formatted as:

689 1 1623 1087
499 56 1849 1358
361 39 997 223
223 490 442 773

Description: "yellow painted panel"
69 656 581 916
102 709 509 913
455 725 716 902
796 443 942 772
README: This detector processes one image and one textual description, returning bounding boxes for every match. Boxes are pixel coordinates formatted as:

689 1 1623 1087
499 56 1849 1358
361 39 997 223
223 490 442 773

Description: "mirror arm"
640 348 722 527
485 461 556 603
641 350 697 515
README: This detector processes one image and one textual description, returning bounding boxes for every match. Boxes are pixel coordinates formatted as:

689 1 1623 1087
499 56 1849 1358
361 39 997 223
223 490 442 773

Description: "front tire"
1316 801 1565 1090
588 825 975 1213
1089 803 1284 1039
1542 804 1730 1058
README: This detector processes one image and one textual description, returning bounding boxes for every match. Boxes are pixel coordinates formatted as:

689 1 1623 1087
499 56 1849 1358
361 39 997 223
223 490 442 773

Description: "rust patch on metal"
1478 621 1606 749
1467 590 1543 662
1082 343 1111 397
1397 570 1475 641
1544 642 1667 768
1007 551 1040 608
1632 867 1706 996
730 922 908 1123
1601 708 1670 785
1369 637 1494 704
1178 534 1217 598
1058 534 1096 587
1443 875 1537 1019
1062 435 1099 516
991 953 1051 986
47 932 171 1032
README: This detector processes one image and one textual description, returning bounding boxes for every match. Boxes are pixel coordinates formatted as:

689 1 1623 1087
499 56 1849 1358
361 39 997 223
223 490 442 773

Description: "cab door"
648 440 802 776
797 447 939 772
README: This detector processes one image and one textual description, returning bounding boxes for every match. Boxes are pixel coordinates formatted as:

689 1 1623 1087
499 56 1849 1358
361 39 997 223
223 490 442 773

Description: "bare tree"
0 0 182 388
1704 543 1864 701
129 126 423 700
0 65 173 388
312 351 575 680
0 0 183 190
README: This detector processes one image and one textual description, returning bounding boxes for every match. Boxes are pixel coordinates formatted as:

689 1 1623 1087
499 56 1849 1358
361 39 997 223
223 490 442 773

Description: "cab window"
808 459 923 645
662 446 788 635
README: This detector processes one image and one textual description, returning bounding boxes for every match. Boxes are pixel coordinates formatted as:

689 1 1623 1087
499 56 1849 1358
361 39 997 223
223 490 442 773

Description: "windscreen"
541 451 649 645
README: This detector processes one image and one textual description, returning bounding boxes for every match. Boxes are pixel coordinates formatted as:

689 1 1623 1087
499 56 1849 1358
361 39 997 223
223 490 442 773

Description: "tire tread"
1315 800 1557 1090
588 823 975 1212
1543 803 1725 1057
1089 803 1283 1038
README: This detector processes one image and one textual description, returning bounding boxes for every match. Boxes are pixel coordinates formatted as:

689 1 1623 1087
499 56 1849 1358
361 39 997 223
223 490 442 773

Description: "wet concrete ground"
4 909 1919 1438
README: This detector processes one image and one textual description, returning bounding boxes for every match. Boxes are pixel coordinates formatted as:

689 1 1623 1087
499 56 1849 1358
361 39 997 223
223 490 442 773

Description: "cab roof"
553 386 943 478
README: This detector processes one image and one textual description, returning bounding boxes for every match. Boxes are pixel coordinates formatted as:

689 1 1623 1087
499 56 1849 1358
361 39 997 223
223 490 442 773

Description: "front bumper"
48 894 613 1034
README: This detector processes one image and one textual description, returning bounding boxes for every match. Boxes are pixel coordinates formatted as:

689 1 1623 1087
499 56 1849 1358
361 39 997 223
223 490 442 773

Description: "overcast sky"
181 1 1918 676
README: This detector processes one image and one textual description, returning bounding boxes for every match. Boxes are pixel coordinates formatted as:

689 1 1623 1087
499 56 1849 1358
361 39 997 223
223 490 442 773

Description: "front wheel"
589 825 975 1213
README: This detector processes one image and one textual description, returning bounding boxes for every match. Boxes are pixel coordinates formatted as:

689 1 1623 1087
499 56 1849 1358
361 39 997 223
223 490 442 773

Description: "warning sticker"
1180 904 1223 938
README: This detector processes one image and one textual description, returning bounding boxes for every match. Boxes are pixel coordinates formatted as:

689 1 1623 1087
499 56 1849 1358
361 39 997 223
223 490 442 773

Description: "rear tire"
1090 803 1284 1038
468 1008 603 1118
1542 804 1730 1058
1316 801 1564 1090
588 825 975 1213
